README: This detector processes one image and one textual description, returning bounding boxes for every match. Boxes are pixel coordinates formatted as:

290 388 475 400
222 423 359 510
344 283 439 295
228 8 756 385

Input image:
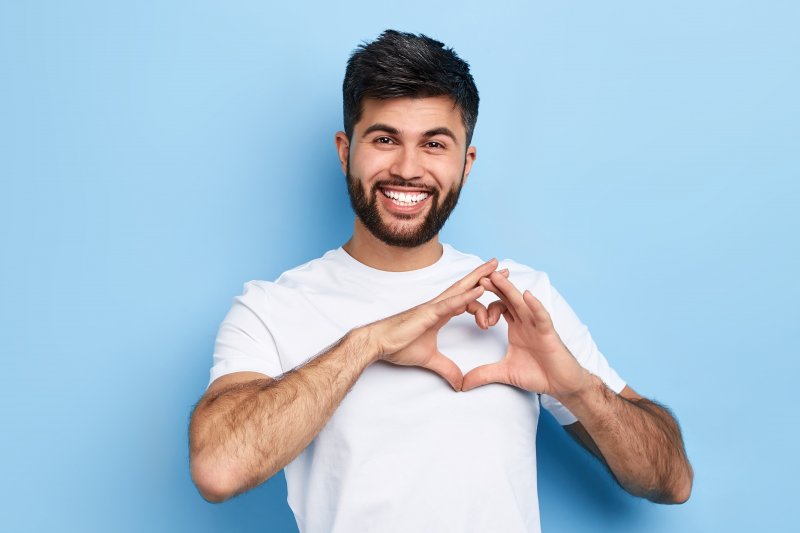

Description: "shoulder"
233 249 341 301
270 249 343 290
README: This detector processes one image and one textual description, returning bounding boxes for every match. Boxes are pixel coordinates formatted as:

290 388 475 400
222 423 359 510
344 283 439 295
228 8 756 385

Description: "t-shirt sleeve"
538 275 626 425
208 281 284 388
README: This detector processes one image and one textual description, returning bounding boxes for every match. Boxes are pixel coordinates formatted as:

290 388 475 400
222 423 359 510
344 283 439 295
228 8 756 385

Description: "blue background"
2 1 798 531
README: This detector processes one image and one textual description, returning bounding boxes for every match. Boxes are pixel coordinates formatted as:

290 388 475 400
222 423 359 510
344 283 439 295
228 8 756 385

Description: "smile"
380 188 430 206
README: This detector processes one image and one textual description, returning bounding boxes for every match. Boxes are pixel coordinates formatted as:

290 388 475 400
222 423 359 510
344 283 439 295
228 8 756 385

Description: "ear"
461 145 477 186
334 131 350 175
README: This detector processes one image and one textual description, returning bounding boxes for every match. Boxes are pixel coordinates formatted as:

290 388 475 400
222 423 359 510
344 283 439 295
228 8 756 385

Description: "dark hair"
342 30 480 145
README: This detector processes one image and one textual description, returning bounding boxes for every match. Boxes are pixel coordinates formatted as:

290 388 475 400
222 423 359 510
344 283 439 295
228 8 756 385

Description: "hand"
364 259 507 391
461 271 591 399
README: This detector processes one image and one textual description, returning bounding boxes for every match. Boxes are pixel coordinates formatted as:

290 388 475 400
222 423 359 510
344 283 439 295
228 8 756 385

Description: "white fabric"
209 244 626 533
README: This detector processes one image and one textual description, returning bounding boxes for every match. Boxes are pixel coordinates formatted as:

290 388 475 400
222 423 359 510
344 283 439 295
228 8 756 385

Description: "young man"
189 30 693 533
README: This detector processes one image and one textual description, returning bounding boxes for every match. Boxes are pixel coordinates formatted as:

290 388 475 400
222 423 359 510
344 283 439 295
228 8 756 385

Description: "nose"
389 146 424 181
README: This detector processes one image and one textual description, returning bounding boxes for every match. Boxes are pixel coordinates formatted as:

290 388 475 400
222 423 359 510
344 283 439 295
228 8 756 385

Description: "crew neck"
333 243 454 282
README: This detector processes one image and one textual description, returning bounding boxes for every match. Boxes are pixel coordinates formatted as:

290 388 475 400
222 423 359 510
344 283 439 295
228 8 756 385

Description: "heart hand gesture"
461 271 591 400
368 259 507 391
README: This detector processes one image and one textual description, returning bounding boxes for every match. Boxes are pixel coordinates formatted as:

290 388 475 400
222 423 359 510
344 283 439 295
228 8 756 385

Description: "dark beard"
346 167 463 248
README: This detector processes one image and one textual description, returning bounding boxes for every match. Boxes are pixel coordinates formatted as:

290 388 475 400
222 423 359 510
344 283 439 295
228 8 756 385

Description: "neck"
342 219 443 272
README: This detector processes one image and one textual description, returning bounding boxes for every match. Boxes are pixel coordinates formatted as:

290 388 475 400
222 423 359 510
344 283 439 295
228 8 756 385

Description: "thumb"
461 362 509 392
422 351 464 391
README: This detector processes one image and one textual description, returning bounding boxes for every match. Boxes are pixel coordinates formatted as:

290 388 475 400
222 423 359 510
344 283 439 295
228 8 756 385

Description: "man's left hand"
461 271 590 399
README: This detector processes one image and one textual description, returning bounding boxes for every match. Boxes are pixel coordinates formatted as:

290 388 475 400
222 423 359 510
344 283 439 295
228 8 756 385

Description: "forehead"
356 96 466 142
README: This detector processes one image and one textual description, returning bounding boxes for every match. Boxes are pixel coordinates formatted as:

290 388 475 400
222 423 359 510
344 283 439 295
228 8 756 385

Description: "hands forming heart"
368 259 590 400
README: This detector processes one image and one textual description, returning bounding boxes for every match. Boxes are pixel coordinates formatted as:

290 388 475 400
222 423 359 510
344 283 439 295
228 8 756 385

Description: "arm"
189 259 500 503
562 383 693 504
460 271 693 504
189 330 375 503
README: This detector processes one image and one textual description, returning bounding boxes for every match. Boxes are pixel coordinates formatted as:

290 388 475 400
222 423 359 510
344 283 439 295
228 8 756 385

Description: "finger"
478 270 511 292
461 361 509 392
523 290 553 329
479 276 498 293
432 285 485 319
480 269 509 286
435 259 499 302
488 271 528 318
487 300 509 326
423 351 464 391
466 300 489 329
480 277 519 322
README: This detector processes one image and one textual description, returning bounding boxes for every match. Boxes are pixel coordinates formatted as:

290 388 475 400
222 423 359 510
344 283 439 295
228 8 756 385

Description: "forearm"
189 327 377 502
559 374 693 503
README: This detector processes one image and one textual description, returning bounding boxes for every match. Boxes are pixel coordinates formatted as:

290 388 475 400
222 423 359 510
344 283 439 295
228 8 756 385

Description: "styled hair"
342 30 480 145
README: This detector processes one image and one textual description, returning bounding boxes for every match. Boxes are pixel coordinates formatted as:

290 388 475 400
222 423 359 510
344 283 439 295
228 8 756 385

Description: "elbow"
190 451 282 504
654 466 694 505
190 454 238 504
197 486 231 505
196 483 232 505
672 483 692 505
660 480 692 505
189 413 240 503
670 467 694 505
632 461 693 504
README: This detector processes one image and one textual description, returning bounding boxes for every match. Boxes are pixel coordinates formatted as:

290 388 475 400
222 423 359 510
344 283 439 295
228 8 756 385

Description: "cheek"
429 157 466 183
351 149 392 176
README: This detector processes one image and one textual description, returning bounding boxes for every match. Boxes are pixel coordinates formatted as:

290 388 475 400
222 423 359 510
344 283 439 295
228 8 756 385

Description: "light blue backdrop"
2 1 797 531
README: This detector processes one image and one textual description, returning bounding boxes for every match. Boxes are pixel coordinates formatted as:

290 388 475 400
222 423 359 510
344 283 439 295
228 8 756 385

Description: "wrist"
553 372 608 418
348 326 382 366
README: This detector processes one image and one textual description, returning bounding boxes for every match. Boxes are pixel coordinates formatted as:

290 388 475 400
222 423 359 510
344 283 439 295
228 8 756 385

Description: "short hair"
342 30 480 146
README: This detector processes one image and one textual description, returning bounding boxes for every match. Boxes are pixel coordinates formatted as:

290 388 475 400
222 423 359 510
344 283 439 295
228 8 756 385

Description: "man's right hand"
361 258 506 391
190 258 508 502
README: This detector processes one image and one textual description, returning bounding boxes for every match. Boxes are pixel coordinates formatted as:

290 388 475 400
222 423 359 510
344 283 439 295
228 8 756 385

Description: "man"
189 30 693 533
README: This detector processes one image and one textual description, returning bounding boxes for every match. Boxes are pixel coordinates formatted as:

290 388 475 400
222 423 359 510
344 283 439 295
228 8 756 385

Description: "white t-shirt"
209 244 625 533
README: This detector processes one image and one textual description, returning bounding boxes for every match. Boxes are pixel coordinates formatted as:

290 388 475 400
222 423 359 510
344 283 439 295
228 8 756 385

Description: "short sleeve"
208 281 284 387
538 277 626 425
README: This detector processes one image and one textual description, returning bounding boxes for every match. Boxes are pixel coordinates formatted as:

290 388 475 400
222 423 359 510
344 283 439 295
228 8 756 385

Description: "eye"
375 136 394 144
426 141 445 149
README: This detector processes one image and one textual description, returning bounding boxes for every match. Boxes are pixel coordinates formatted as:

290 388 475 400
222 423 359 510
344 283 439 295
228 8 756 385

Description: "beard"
346 165 464 248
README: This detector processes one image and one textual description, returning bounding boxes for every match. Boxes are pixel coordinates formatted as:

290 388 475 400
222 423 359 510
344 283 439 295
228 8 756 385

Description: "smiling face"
336 96 477 248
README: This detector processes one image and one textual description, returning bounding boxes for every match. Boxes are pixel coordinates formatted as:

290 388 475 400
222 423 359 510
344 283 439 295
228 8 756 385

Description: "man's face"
336 96 477 248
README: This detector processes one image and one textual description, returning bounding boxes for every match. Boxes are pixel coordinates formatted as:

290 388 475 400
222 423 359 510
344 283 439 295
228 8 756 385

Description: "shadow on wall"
537 410 647 529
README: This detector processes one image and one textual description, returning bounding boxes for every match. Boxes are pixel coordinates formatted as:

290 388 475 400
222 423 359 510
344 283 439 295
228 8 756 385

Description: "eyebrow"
361 124 460 145
361 123 400 137
423 127 458 144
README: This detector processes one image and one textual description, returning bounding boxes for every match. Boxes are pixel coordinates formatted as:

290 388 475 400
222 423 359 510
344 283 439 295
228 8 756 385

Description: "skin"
335 96 476 271
189 260 502 502
463 273 693 503
189 95 693 505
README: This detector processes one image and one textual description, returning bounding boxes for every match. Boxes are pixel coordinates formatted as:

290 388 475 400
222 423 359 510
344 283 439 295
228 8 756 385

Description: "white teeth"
382 189 429 205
